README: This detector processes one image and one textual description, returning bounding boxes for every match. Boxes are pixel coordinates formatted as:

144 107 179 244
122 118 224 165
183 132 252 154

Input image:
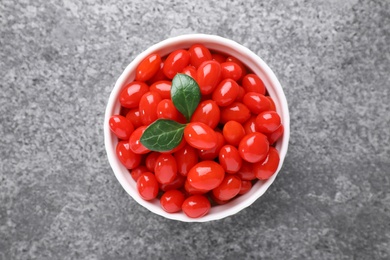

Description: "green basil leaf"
140 119 186 152
171 73 201 122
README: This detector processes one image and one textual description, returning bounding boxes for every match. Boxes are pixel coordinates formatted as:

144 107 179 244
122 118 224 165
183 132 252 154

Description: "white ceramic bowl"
104 34 290 222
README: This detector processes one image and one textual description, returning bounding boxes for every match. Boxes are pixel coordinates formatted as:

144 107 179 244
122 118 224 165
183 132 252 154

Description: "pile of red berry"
109 44 284 218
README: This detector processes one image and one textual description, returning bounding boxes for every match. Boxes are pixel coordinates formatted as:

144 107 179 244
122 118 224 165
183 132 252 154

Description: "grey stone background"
1 0 389 259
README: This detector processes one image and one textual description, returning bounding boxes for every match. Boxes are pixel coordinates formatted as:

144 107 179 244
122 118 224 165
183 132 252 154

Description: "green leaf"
140 119 186 152
171 73 201 122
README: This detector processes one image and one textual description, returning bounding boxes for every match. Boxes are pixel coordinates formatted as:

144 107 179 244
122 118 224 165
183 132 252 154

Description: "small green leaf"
140 119 186 152
171 73 201 122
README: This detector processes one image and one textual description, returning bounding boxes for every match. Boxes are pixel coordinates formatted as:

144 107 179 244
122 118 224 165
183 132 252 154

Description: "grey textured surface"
1 0 390 259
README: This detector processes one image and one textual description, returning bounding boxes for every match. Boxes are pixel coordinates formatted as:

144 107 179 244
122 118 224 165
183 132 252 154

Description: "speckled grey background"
1 0 389 259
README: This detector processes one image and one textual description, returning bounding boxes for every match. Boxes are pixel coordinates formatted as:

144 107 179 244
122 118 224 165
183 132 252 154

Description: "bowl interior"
104 34 290 222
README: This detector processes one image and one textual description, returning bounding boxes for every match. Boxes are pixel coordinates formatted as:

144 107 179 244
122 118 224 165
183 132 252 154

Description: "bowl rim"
104 33 290 222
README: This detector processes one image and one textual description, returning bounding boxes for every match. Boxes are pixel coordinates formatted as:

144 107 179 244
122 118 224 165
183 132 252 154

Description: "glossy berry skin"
160 137 187 154
182 66 198 81
220 61 242 81
137 172 159 201
212 79 240 107
109 115 134 140
238 180 252 195
154 153 177 184
222 120 246 147
191 100 220 129
139 91 162 126
160 190 185 213
198 132 225 160
210 193 230 205
226 56 247 79
220 102 251 124
212 175 242 201
219 145 242 174
174 144 198 176
187 161 225 191
148 61 168 83
242 74 266 95
236 87 246 102
182 195 211 218
119 81 149 108
255 111 281 134
254 147 280 180
126 109 143 129
211 53 227 63
130 165 148 181
136 53 161 82
145 152 160 172
184 122 218 150
267 96 276 111
267 125 284 145
149 80 171 99
163 49 190 79
184 180 208 195
197 60 222 95
236 161 256 181
238 132 269 163
157 99 180 121
188 44 212 68
160 174 186 192
243 92 271 114
129 126 151 154
243 116 257 135
116 141 142 169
